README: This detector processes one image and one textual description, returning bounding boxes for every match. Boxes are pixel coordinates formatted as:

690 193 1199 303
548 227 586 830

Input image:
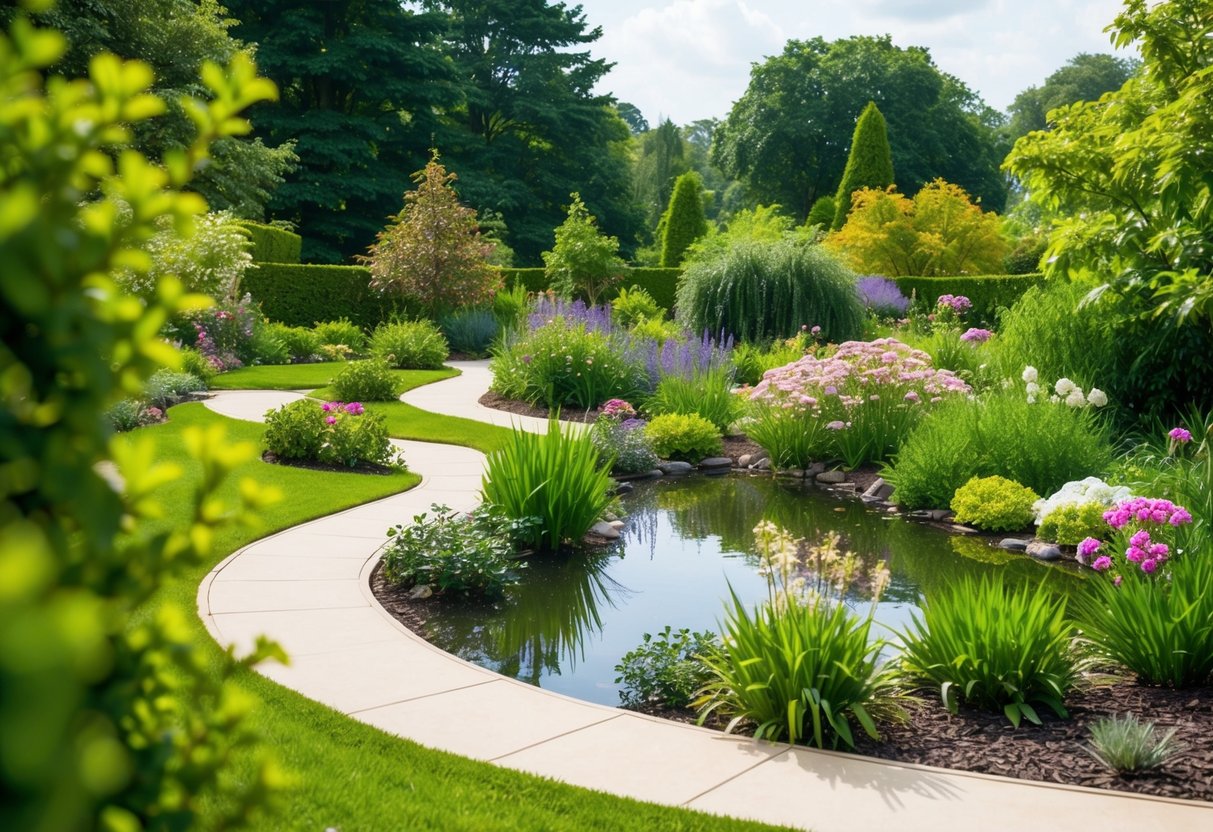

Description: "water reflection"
416 475 1083 706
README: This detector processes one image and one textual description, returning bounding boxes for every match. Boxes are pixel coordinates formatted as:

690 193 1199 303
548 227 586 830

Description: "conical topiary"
832 101 894 230
659 171 709 267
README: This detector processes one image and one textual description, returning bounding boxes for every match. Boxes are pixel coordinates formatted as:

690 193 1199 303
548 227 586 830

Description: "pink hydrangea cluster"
960 327 993 343
1103 497 1192 530
600 398 637 419
749 338 971 412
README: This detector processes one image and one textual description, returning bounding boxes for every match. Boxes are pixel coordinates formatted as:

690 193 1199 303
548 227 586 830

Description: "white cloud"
595 0 786 124
853 0 991 22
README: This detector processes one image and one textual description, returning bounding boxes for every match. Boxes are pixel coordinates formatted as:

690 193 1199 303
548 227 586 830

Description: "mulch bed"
478 390 601 423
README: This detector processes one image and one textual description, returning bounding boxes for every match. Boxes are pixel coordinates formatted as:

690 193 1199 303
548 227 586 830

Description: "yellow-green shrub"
950 476 1039 532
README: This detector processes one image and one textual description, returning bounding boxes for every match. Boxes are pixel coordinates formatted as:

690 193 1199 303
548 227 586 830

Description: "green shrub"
732 340 804 386
481 419 615 550
264 322 321 362
644 366 743 433
806 195 836 228
1080 551 1213 688
498 267 548 294
242 263 405 328
491 282 530 333
831 101 894 230
237 220 302 263
950 476 1038 532
105 399 158 433
1086 715 1183 773
885 389 1115 510
644 413 722 463
248 325 291 365
179 347 217 382
543 193 625 305
144 370 206 410
439 307 499 357
895 273 1045 326
381 503 534 596
369 320 449 369
992 278 1115 390
697 526 902 748
313 318 368 353
330 359 403 402
744 403 832 470
1039 502 1109 545
490 320 646 410
615 626 717 709
263 399 395 468
676 238 865 343
899 577 1081 727
612 285 665 328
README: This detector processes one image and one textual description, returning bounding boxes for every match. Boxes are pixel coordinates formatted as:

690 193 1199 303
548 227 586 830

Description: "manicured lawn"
210 362 459 392
126 398 783 830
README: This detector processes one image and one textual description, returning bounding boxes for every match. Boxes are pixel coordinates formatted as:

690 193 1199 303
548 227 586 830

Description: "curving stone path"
197 364 1213 832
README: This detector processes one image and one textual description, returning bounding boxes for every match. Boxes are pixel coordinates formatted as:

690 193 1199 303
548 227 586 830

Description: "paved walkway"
197 368 1213 832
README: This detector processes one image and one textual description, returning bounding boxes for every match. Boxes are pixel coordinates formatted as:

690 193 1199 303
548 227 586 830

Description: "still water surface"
418 475 1078 707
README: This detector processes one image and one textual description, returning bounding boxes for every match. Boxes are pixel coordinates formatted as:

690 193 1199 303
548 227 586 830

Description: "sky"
575 0 1133 126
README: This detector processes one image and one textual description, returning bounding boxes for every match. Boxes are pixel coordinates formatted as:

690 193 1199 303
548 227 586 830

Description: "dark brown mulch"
722 434 764 463
478 390 600 423
260 451 398 476
371 560 1213 802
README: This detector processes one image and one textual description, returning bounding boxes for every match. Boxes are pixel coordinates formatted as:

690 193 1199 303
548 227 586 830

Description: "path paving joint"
196 360 1212 831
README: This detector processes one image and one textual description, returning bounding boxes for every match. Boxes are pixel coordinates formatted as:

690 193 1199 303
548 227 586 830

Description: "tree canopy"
1004 52 1139 142
711 35 1006 221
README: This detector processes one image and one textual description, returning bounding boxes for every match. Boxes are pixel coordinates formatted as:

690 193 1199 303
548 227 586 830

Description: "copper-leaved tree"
363 153 501 318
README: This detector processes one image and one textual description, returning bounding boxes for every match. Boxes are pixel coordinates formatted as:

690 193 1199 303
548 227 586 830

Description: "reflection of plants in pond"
697 524 904 748
899 576 1083 727
494 552 632 685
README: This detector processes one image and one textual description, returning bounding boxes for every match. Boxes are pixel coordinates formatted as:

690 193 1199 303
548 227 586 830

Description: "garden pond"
410 475 1082 707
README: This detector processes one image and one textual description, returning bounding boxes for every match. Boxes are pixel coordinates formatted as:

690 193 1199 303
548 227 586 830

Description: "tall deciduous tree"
634 118 689 230
227 0 455 262
712 36 1006 221
832 101 895 230
1004 52 1139 141
826 180 1007 276
660 172 709 268
427 0 642 264
6 0 297 218
362 154 500 317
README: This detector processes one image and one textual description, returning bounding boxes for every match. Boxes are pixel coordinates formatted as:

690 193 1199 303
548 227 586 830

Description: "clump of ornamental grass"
746 338 970 469
481 418 614 550
696 523 903 749
898 576 1083 727
1085 714 1184 773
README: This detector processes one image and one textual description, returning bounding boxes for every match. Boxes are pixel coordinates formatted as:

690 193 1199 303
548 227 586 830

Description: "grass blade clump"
482 418 614 550
1085 714 1183 773
898 576 1081 727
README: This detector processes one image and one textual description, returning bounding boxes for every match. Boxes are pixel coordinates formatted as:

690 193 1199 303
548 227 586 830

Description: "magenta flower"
344 402 365 415
1169 427 1192 443
960 327 993 343
1077 537 1102 558
1091 556 1113 571
325 415 337 425
1141 558 1159 574
1129 529 1151 548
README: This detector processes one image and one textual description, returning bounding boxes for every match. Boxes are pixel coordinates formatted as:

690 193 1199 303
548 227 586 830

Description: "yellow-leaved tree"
827 180 1007 276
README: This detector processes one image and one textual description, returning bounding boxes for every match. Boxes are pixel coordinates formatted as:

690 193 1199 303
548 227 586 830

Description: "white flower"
1025 381 1040 396
1050 394 1061 404
1065 388 1086 408
1027 394 1037 404
1088 387 1108 407
1055 377 1076 396
1022 366 1038 384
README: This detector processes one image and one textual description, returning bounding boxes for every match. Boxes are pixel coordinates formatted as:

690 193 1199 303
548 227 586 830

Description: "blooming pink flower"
1169 427 1192 443
811 326 821 335
344 402 364 415
1077 537 1102 558
325 415 337 425
960 328 992 343
1092 556 1113 571
1129 529 1151 548
1141 558 1159 574
826 420 846 430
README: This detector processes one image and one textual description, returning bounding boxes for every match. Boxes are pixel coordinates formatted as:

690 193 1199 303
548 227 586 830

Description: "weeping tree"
676 238 865 343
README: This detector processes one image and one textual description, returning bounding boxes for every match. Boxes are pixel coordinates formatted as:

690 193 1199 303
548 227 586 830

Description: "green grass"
128 395 784 829
209 362 352 390
311 367 458 401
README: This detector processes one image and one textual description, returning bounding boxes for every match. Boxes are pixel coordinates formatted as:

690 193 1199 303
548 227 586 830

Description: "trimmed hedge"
237 221 302 264
498 267 682 314
242 263 411 329
893 274 1045 324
